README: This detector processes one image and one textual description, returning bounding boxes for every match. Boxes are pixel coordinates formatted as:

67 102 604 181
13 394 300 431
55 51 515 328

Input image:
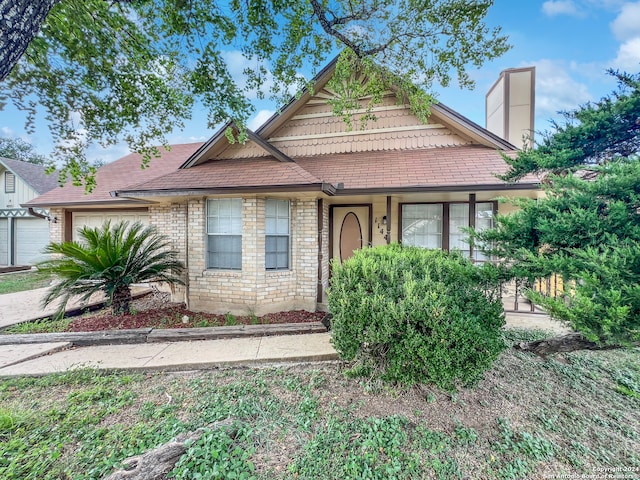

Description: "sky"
1 0 639 164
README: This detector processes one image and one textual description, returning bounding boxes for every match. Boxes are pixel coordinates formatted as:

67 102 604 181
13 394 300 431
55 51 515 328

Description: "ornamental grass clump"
328 244 505 390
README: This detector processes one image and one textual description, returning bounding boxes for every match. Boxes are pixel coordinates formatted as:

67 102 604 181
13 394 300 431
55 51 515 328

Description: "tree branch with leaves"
1 0 509 190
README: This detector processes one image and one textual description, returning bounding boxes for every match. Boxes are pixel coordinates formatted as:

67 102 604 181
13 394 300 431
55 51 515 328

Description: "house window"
265 199 290 270
401 203 442 249
401 201 495 260
449 203 470 256
473 202 495 262
4 172 15 193
206 198 242 270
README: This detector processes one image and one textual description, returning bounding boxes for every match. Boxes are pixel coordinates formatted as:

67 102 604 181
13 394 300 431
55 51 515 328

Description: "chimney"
485 66 535 150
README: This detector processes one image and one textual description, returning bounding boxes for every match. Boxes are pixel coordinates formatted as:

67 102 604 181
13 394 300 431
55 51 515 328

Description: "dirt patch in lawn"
64 291 326 332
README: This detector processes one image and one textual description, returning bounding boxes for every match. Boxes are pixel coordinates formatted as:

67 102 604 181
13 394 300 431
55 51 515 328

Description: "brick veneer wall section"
149 202 188 303
48 207 65 244
186 196 319 315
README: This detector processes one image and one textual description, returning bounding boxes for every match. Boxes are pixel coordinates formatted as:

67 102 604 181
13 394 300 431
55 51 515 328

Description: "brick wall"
149 202 188 302
48 208 65 244
320 200 330 300
186 196 319 315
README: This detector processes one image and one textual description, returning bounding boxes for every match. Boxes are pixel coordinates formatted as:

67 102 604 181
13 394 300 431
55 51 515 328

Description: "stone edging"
0 322 328 347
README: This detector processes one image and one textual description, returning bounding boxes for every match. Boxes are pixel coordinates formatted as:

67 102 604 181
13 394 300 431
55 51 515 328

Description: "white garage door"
15 217 50 265
0 218 8 265
72 211 149 242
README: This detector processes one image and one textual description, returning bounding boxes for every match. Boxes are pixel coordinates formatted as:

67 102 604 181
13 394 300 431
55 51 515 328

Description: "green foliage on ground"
328 244 506 390
37 220 184 317
1 317 71 334
0 345 638 479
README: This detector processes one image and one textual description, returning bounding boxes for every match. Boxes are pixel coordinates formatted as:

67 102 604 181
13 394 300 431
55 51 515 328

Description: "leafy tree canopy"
0 0 509 190
0 136 48 164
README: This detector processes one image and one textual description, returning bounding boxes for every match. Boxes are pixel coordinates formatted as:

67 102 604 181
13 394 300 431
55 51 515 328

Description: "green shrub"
328 244 505 390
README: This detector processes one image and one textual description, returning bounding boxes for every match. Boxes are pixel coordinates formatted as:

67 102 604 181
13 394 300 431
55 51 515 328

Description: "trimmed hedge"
328 244 506 390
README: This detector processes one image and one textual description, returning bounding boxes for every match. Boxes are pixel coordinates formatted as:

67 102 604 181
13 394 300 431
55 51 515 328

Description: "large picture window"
265 199 290 270
401 201 495 261
207 198 242 270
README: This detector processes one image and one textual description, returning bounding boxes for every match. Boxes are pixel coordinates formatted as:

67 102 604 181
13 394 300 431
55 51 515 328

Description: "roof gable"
0 157 59 194
182 59 515 168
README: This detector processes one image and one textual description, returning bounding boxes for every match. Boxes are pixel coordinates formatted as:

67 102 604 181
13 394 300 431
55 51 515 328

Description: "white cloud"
248 109 275 130
609 2 640 70
542 0 582 16
610 2 640 40
533 60 593 118
221 51 275 100
612 36 640 69
1 126 14 136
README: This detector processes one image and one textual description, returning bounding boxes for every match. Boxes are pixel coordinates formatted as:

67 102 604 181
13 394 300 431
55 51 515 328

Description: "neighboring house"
107 60 539 315
0 157 59 266
25 143 202 243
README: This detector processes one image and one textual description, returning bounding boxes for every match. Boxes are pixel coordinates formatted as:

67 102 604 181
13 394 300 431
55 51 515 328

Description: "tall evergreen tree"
476 70 640 353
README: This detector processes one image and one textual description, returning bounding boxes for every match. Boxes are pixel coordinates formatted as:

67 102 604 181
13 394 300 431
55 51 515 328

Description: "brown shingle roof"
0 157 59 194
25 143 202 207
296 146 524 191
116 146 535 197
118 157 323 194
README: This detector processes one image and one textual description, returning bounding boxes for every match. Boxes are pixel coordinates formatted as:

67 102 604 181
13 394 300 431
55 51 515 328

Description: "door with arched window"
330 205 371 264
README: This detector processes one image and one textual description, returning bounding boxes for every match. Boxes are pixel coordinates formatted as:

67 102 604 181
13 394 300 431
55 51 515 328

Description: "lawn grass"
0 330 638 479
0 270 52 295
1 317 71 334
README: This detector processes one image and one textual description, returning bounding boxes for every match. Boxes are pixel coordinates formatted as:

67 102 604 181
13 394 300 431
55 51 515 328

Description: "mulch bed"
66 304 326 332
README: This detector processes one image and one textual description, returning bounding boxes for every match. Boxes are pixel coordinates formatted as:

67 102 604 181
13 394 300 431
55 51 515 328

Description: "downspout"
184 201 190 309
27 207 56 222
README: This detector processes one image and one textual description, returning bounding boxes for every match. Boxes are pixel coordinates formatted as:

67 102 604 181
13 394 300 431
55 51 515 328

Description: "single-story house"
28 60 540 315
0 157 59 266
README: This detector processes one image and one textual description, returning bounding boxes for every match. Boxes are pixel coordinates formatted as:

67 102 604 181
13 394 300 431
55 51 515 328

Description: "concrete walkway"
0 286 151 328
0 333 337 377
0 286 569 379
0 286 338 378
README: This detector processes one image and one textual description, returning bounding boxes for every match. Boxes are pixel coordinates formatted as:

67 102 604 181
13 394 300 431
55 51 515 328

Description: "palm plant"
37 220 184 317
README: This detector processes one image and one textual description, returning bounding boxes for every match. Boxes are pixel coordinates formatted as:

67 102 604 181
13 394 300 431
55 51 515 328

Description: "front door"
331 206 371 264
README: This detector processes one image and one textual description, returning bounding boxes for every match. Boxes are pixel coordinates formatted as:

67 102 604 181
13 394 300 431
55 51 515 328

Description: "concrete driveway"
0 286 150 329
0 287 60 328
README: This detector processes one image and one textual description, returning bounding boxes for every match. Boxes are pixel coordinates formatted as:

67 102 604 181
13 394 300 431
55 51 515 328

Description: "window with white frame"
401 203 442 249
265 199 290 270
473 202 495 262
206 198 242 270
401 202 495 260
5 172 15 193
